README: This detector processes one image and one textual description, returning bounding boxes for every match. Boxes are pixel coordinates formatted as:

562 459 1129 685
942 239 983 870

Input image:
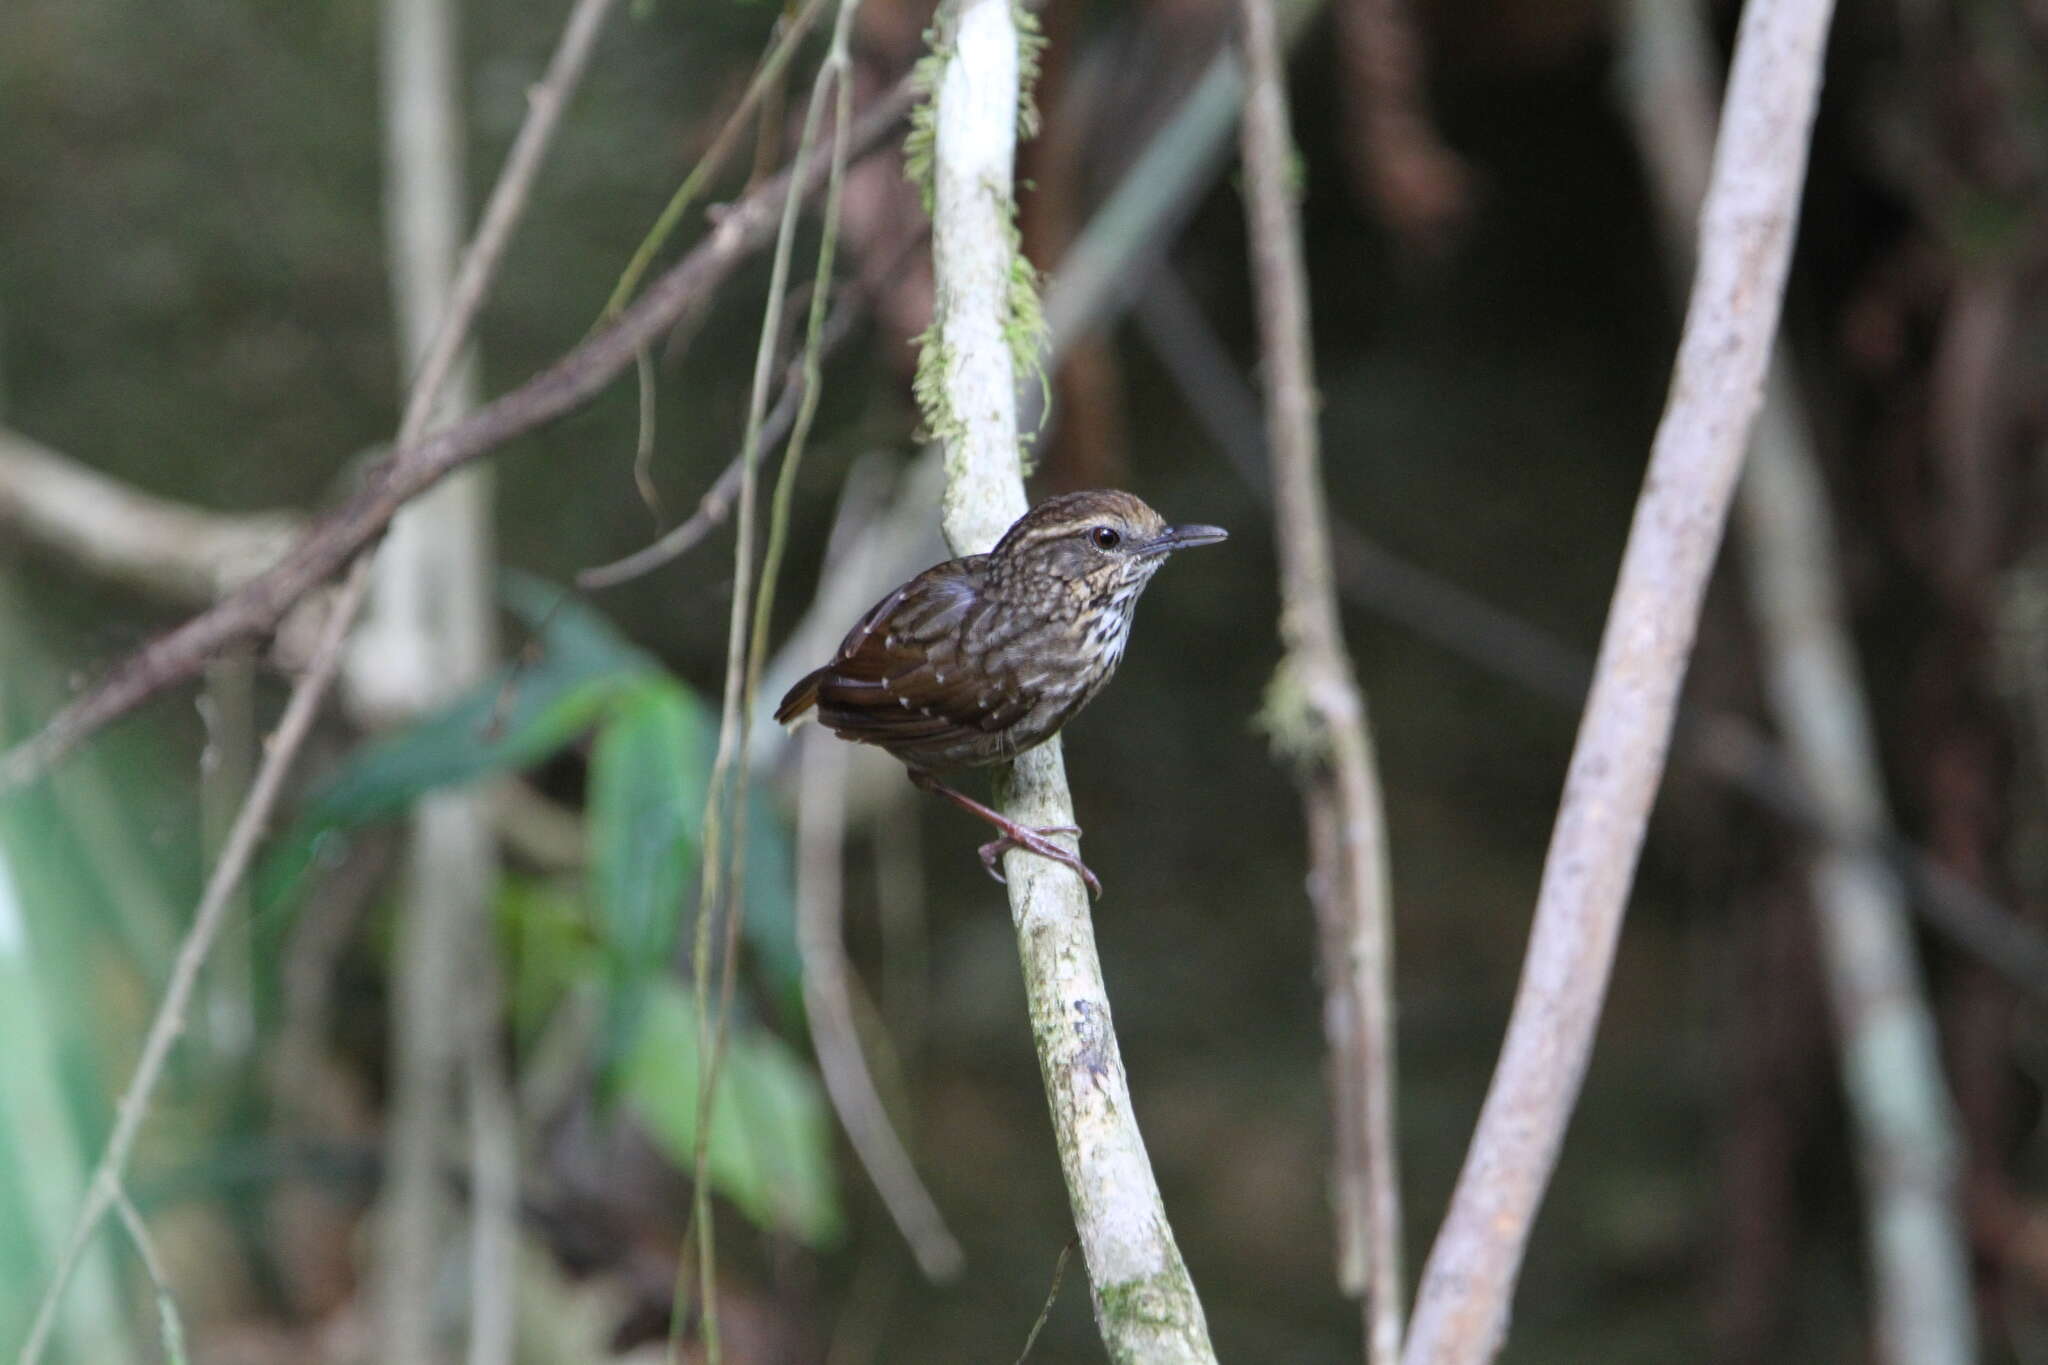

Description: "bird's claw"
977 827 1101 899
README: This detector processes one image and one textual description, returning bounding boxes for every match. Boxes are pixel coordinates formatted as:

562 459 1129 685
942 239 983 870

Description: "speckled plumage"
775 490 1226 895
777 491 1217 768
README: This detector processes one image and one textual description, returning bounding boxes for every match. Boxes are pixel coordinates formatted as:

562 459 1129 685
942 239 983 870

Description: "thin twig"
606 0 826 549
777 115 966 1282
1236 0 1404 1357
1014 1240 1078 1365
735 0 865 1039
673 6 865 1360
599 0 830 320
113 1187 190 1365
1400 1 1839 1359
1620 4 1976 1362
578 259 892 591
0 74 914 795
926 2 1216 1359
632 350 665 525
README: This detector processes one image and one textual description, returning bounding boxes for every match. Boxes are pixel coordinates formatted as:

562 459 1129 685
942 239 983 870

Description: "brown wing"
787 557 1032 767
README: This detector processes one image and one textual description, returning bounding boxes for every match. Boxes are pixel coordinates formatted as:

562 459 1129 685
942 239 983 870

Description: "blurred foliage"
588 679 706 1060
7 0 2045 1359
623 979 843 1250
253 578 657 910
0 583 167 1359
251 577 826 1227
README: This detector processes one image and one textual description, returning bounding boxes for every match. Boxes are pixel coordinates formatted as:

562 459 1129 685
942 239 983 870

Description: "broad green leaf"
255 584 659 910
621 980 842 1248
589 679 708 1049
303 675 627 831
299 578 659 830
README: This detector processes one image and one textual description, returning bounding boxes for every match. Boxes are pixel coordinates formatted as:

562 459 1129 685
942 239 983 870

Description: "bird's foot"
977 824 1100 899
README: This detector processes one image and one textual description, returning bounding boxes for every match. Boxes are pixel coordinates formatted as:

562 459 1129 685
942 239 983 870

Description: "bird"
775 489 1227 897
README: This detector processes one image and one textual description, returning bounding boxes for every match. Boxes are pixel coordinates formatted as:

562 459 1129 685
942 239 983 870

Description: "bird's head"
987 489 1227 611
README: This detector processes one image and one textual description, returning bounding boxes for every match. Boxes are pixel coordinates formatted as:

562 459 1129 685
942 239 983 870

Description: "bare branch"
1621 4 1976 1362
0 428 302 604
112 1186 189 1365
1401 1 1839 1359
0 74 915 796
1237 0 1404 1357
577 260 893 591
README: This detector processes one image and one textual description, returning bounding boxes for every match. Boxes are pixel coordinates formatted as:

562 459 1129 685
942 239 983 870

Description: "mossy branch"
920 2 1216 1360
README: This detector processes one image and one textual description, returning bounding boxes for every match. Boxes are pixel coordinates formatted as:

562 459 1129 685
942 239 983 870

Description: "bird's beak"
1142 523 1229 555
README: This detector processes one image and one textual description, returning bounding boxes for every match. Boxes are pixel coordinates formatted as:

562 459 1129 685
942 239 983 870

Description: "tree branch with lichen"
918 3 1215 1360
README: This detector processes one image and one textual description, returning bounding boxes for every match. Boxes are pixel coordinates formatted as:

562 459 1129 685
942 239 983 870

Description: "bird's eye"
1090 526 1122 551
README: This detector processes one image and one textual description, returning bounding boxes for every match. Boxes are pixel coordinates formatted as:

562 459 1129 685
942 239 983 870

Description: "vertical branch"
371 3 619 1347
1235 2 1405 1360
198 654 257 1063
1619 5 1977 1362
368 0 520 1359
369 0 502 1359
1400 1 1838 1360
922 3 1216 1360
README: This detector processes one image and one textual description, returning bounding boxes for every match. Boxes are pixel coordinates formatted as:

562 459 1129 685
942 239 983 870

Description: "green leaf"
741 784 801 1018
495 876 599 1040
255 584 659 910
621 980 842 1248
307 674 626 831
0 586 147 1358
589 680 709 1050
300 582 659 830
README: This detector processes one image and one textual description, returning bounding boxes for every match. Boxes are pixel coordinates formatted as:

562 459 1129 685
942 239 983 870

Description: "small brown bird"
775 489 1227 896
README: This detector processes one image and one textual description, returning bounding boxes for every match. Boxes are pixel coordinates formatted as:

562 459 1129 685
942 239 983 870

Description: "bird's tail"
774 667 825 727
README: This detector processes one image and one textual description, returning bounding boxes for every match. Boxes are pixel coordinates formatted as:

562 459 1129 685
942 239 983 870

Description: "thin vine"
666 0 864 1360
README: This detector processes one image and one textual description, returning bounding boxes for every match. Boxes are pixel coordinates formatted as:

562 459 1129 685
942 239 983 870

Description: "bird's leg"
906 769 1102 898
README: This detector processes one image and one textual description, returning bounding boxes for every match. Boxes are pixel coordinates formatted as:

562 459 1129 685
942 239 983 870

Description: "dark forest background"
3 0 2044 1360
